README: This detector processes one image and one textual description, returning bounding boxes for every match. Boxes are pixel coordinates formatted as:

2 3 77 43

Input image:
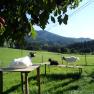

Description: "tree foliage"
0 0 82 45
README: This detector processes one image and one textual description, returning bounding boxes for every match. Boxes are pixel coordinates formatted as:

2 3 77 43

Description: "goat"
9 52 36 68
62 56 80 65
48 58 59 65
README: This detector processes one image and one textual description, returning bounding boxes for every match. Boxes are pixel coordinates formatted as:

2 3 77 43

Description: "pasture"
0 47 94 94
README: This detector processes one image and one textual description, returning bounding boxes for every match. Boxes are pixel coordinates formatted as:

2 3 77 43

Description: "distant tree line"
67 40 94 54
25 40 94 54
2 40 94 54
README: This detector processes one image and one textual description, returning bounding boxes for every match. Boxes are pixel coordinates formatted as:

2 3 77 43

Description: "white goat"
9 52 35 68
62 56 80 65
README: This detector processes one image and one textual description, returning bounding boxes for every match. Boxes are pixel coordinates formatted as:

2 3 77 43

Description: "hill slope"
25 30 91 46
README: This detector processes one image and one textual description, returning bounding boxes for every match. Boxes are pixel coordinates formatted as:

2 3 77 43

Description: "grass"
0 47 94 94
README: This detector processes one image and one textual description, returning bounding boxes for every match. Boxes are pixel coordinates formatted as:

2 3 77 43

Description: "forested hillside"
3 30 92 53
24 30 91 52
67 40 94 54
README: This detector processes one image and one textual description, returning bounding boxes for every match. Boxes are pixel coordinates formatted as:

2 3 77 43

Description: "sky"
34 0 94 39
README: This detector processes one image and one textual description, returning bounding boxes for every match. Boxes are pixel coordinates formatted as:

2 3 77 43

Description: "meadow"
0 47 94 94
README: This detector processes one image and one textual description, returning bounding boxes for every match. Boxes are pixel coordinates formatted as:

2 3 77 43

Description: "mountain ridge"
36 30 91 45
25 30 91 46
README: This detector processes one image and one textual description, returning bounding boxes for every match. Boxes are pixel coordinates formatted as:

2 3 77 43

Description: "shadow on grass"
3 72 81 94
54 85 79 94
44 72 81 80
89 71 94 83
43 76 80 94
81 64 94 66
3 84 21 94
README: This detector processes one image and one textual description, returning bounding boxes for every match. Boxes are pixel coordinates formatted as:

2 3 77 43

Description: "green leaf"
58 9 61 15
0 25 5 35
54 10 58 16
63 7 67 14
39 11 49 29
62 14 68 25
51 16 55 23
30 23 37 39
57 15 63 24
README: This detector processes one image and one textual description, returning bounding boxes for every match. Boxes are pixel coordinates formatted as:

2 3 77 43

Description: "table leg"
21 72 24 94
0 71 3 94
21 72 29 94
48 65 50 74
37 67 40 94
24 72 29 94
45 64 46 76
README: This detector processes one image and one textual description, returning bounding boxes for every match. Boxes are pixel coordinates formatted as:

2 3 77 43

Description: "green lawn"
0 47 94 94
